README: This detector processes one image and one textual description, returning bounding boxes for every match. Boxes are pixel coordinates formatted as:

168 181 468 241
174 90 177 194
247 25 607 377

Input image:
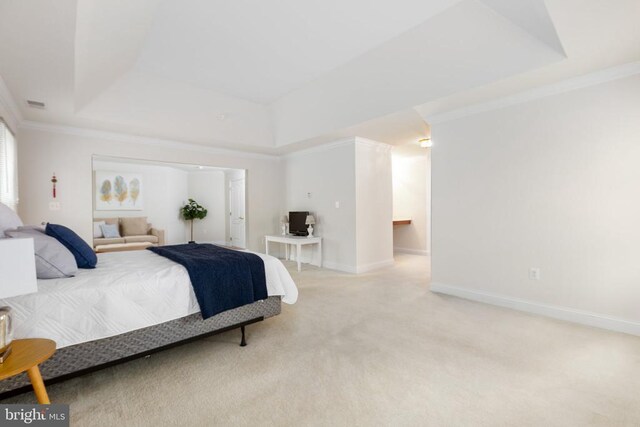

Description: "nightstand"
0 339 56 404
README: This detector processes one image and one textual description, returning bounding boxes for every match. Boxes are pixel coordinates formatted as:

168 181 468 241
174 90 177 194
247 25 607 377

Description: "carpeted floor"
3 254 640 426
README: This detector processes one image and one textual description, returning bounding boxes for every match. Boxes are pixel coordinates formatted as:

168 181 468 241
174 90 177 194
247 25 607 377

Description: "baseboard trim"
322 259 395 274
430 282 640 336
394 247 429 256
355 259 395 274
322 261 357 274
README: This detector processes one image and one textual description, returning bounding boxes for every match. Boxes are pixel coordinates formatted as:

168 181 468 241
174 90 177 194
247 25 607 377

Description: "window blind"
0 119 19 211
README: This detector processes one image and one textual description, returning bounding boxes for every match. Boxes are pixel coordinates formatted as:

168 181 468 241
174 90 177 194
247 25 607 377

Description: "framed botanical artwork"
95 171 144 211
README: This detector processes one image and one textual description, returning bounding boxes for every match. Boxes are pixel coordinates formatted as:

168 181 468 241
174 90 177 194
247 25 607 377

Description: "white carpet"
4 254 640 426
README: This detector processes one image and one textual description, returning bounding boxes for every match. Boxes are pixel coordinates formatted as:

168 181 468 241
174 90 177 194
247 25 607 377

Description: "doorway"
391 143 431 257
91 155 247 247
229 177 246 248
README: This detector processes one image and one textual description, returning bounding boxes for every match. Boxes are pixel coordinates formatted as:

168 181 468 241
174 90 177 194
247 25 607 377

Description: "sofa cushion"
121 217 149 237
100 223 121 239
95 217 120 234
5 227 78 279
124 235 158 244
45 223 98 269
93 221 106 238
94 237 125 246
101 218 119 226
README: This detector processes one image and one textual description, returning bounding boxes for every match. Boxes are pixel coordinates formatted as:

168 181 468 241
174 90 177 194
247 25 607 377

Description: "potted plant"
181 199 208 243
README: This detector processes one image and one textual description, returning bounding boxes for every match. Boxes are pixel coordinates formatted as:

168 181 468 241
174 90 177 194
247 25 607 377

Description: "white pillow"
93 221 106 238
5 227 78 279
0 202 23 238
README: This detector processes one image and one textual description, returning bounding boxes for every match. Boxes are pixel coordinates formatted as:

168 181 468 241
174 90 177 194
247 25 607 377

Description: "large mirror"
91 156 246 253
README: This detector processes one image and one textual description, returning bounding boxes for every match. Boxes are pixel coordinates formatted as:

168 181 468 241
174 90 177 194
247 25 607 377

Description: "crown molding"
426 61 640 125
0 75 23 132
18 120 394 161
19 120 281 161
282 137 356 159
354 136 393 151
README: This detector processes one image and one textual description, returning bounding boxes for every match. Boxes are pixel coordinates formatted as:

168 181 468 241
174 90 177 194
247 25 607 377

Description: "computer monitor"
288 211 309 236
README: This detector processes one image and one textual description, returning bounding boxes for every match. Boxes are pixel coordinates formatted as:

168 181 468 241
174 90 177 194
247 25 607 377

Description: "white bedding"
0 250 298 348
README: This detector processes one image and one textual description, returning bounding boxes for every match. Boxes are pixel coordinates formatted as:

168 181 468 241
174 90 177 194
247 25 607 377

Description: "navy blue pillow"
45 223 97 269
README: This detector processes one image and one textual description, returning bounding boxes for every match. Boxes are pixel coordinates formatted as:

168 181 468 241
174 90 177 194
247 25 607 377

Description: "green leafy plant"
181 199 208 242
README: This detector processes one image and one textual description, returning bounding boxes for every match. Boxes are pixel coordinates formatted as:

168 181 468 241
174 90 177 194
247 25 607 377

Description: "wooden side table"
0 339 56 404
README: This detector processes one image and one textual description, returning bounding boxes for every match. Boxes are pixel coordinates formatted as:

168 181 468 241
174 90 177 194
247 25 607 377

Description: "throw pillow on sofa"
45 223 98 269
93 221 106 238
121 217 149 236
100 223 120 239
5 227 78 279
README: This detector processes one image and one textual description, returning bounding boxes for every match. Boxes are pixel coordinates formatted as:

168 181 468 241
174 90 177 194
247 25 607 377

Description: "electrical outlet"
307 192 312 199
49 202 61 211
529 267 541 281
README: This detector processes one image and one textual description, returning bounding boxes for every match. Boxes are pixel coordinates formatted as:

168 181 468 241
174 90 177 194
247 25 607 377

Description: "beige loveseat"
93 217 165 253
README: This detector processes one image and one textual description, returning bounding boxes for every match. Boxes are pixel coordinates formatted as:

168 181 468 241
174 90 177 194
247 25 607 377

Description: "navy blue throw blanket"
148 244 268 319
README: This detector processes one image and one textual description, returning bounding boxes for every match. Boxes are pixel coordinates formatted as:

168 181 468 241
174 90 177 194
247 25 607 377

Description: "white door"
229 179 246 248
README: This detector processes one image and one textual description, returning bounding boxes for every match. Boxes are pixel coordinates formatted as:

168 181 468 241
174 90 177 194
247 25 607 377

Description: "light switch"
335 201 340 208
528 267 540 281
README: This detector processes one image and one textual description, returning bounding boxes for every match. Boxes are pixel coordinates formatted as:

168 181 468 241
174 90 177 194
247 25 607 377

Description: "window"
0 119 18 211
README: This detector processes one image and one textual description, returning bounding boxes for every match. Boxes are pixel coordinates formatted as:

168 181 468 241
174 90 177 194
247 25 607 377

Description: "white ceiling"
0 0 638 153
136 0 460 104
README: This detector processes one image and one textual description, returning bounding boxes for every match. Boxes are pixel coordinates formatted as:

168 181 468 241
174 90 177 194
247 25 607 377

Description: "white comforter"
0 250 298 348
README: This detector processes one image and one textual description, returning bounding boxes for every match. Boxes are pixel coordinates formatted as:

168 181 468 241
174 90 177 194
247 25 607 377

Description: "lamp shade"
281 215 289 224
305 215 315 225
0 238 38 299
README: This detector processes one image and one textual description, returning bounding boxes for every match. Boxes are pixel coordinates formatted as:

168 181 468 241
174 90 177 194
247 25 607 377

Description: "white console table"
265 235 322 272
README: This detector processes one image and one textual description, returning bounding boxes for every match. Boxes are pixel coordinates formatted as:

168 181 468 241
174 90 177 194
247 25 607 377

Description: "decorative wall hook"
51 173 58 199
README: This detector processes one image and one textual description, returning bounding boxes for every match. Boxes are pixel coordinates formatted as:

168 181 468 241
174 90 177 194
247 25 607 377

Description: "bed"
0 249 298 399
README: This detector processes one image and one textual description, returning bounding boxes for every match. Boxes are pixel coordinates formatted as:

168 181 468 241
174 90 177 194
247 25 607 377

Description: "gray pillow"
93 221 106 238
100 223 120 238
5 227 78 279
0 202 23 238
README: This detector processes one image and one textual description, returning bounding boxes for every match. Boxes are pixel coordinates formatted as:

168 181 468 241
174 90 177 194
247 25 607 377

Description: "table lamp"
0 238 38 362
305 215 315 238
281 215 289 236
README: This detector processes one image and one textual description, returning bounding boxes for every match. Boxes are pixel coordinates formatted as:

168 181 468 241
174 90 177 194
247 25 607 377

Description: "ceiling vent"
26 100 46 109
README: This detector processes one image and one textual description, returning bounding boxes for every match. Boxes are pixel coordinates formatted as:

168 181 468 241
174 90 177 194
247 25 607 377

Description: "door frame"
228 177 247 248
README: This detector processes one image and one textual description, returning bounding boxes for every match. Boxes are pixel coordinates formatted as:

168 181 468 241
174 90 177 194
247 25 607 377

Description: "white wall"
16 126 283 253
392 144 430 255
430 74 640 334
284 138 394 273
188 170 226 244
355 139 394 271
93 160 188 244
284 140 357 271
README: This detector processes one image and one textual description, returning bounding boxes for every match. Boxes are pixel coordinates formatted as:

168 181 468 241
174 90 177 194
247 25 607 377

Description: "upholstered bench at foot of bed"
0 296 281 398
94 242 154 253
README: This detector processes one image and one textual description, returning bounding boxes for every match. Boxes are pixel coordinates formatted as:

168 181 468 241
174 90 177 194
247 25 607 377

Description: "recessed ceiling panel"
135 0 462 104
271 0 567 146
